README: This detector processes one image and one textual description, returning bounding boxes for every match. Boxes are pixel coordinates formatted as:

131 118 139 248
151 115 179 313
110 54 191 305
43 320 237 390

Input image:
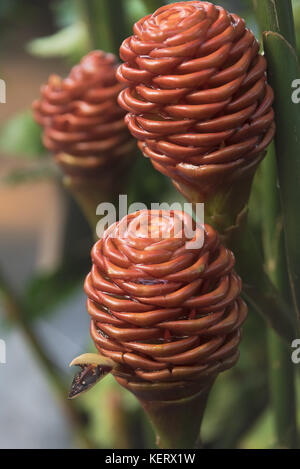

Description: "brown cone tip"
84 210 247 400
117 1 275 198
32 50 134 175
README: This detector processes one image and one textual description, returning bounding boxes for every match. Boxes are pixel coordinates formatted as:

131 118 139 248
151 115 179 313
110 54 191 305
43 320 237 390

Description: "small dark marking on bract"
68 364 113 399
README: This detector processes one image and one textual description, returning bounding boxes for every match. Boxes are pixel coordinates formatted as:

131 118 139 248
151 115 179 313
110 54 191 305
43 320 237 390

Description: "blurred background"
0 0 299 449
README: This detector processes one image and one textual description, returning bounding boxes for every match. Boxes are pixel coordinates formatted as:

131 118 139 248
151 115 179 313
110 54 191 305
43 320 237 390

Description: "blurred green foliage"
23 261 88 322
26 0 90 63
0 111 45 158
128 155 174 207
27 22 90 64
52 0 84 28
126 0 149 23
80 373 155 449
0 163 56 186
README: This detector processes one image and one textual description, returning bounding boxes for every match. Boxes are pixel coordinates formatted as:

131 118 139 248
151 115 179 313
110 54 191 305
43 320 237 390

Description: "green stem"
83 0 128 55
253 0 300 329
140 385 213 449
253 0 299 446
233 228 295 344
268 330 298 448
105 0 129 54
261 147 298 448
81 0 109 51
264 32 300 331
253 0 296 47
0 270 94 449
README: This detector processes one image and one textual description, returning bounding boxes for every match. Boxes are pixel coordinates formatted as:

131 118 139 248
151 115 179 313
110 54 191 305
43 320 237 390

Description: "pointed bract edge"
68 353 116 399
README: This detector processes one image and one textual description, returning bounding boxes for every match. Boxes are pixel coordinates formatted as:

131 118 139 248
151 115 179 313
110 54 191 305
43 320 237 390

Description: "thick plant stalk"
139 384 213 449
268 328 298 448
0 270 93 448
80 209 248 448
261 149 298 448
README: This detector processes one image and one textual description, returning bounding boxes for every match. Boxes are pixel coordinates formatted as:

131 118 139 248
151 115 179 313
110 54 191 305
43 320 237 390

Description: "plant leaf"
27 22 90 63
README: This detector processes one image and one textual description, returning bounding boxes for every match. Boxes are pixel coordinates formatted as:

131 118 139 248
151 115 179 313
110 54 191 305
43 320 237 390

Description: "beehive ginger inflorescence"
85 210 248 400
117 1 275 223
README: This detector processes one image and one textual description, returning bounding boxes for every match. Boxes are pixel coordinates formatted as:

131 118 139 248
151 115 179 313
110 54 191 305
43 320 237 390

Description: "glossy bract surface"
117 1 275 193
85 210 247 394
33 51 133 168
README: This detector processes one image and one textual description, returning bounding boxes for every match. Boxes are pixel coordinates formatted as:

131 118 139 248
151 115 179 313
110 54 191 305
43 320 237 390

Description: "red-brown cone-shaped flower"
84 210 247 448
117 2 275 234
33 51 135 230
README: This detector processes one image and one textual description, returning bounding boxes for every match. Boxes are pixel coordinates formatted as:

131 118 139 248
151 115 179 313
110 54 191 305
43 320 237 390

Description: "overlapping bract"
117 1 275 197
33 51 134 175
85 210 247 394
